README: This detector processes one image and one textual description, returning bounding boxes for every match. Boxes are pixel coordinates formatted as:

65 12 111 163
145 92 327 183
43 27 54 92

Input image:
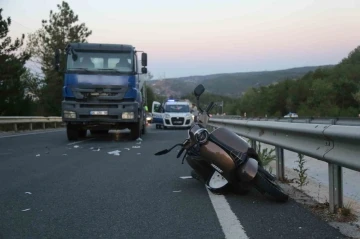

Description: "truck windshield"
165 104 190 113
66 51 133 73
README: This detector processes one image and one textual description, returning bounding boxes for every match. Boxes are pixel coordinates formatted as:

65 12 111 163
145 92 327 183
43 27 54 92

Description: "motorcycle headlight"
193 128 209 144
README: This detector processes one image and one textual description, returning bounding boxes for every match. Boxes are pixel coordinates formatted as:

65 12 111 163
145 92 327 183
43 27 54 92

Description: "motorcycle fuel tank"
199 140 236 180
198 127 251 181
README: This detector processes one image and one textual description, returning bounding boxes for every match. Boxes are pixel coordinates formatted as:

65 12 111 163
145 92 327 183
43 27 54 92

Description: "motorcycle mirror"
154 149 169 156
194 84 205 98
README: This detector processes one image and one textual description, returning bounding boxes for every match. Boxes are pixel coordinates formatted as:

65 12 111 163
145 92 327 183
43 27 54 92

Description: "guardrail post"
275 146 285 180
54 122 57 128
14 123 17 131
29 123 33 131
250 139 256 149
328 163 343 213
42 123 45 129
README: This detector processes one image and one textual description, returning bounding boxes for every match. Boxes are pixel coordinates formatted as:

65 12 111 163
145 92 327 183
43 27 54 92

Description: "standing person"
191 103 199 122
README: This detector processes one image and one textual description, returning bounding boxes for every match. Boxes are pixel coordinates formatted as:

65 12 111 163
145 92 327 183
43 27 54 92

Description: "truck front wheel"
141 121 146 135
79 129 87 138
130 122 141 140
67 124 79 141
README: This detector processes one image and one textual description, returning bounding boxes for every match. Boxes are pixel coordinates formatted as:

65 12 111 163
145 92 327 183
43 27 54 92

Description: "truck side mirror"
54 48 60 72
141 53 147 66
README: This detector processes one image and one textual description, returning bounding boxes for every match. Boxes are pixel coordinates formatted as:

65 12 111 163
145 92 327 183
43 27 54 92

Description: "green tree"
26 1 92 115
0 8 33 116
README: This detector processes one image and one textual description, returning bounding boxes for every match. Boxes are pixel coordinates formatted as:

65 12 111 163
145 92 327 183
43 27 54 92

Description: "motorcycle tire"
230 182 251 195
254 167 289 202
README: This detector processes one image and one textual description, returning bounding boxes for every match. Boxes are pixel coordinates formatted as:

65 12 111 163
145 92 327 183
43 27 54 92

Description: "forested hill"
229 46 360 117
149 65 333 98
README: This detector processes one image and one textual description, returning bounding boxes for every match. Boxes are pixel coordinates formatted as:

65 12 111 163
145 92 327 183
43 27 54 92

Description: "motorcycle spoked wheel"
254 166 289 202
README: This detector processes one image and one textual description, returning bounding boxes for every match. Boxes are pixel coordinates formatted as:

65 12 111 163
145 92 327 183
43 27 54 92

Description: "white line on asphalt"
67 138 94 145
0 129 64 139
206 187 249 239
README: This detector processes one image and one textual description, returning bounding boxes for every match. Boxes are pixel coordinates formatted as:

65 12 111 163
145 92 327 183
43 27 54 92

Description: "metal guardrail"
0 116 63 131
208 116 360 213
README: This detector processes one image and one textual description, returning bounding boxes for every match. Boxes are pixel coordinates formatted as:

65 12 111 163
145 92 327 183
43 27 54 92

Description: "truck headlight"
122 112 134 119
63 110 76 119
164 114 171 119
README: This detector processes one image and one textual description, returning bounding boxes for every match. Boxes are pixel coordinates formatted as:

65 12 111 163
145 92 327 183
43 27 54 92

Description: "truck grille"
79 104 118 108
79 115 118 120
171 117 184 125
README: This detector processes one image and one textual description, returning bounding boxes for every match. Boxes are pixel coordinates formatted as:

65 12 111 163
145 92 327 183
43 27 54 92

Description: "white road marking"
0 129 64 139
67 138 94 145
180 176 193 179
206 187 249 239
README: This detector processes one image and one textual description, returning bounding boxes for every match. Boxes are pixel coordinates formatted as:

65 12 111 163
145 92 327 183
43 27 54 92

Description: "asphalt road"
0 125 347 239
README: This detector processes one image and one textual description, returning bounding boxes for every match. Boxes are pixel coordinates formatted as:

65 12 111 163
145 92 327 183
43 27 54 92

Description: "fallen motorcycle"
154 84 289 202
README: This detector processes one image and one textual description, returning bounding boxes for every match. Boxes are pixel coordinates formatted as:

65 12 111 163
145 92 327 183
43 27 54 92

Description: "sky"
2 0 360 78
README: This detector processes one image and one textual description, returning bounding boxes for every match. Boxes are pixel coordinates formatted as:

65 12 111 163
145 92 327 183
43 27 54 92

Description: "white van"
152 99 193 129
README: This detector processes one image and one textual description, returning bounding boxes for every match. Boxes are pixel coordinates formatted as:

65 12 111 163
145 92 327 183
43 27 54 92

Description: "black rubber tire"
130 122 141 140
254 167 289 202
141 122 146 135
90 130 108 135
66 125 79 141
79 129 87 138
230 182 252 195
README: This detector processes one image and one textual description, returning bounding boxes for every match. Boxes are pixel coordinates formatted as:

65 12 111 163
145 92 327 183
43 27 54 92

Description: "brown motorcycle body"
189 125 259 183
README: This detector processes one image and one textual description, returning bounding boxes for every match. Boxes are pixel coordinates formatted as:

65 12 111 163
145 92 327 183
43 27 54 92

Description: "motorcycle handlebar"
205 101 215 114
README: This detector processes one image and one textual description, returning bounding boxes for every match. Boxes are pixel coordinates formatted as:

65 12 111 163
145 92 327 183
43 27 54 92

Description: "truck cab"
54 43 148 140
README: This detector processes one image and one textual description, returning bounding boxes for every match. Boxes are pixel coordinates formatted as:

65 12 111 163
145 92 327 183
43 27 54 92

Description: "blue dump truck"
54 43 148 141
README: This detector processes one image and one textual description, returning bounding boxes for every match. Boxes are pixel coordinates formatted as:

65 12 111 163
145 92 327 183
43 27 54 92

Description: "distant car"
284 113 298 118
146 112 153 124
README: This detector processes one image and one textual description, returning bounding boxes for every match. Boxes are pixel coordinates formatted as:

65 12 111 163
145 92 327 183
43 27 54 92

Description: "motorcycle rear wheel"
254 167 289 202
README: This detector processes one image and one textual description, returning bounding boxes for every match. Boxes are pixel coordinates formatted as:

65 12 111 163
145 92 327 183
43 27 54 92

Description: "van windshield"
165 104 190 113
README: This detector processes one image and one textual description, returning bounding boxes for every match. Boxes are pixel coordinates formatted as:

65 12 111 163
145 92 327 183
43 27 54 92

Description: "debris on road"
108 150 121 156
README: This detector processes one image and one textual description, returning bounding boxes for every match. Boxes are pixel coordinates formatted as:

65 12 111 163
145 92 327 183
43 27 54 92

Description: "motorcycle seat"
208 133 248 166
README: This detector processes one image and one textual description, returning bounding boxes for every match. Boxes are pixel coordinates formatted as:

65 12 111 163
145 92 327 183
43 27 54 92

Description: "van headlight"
185 113 192 119
164 114 171 119
63 110 76 118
